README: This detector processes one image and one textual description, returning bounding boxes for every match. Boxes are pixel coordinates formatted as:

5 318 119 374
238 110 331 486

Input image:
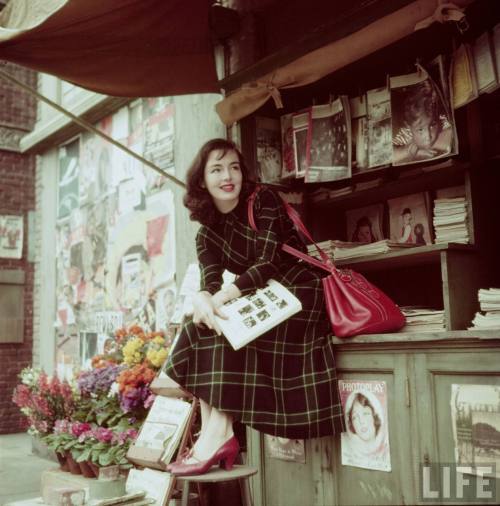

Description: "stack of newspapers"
400 307 446 332
333 240 415 260
433 196 469 244
469 288 500 329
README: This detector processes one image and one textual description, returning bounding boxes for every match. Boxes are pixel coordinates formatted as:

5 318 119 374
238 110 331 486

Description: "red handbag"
247 188 406 337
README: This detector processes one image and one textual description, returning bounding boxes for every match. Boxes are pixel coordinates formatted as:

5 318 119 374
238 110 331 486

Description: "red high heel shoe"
165 447 193 472
169 436 239 477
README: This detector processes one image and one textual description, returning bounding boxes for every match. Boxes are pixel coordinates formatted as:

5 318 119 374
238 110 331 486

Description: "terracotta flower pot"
65 451 82 475
55 451 69 472
88 461 100 478
79 460 97 479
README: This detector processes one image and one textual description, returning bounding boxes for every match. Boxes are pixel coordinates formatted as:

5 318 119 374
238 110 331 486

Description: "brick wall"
0 61 36 434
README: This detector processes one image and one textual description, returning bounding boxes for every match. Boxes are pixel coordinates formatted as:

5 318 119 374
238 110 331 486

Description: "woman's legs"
187 400 234 462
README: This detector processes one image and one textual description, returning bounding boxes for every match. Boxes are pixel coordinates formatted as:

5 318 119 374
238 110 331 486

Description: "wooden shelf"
331 329 500 349
307 159 469 210
335 242 476 272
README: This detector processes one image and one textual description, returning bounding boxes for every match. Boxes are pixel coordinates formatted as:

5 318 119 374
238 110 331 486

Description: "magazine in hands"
215 279 302 350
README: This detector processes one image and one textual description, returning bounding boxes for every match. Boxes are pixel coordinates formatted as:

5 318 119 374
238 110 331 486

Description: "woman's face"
357 225 372 243
203 149 243 212
351 400 376 442
403 212 412 225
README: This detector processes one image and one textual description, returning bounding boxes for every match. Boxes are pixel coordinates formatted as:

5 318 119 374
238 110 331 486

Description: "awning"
0 0 219 97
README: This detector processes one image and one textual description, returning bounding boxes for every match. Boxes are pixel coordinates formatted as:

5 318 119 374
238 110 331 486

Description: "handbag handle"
247 186 334 273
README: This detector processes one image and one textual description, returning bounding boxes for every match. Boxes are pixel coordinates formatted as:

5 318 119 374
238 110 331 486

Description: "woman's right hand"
192 291 224 335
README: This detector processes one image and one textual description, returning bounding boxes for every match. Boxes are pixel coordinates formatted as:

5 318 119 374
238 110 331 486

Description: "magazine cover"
390 70 455 166
451 384 500 478
388 192 432 245
292 109 312 178
306 97 351 183
126 467 173 506
280 113 296 179
265 435 306 463
215 279 302 350
339 379 391 472
346 204 384 243
256 116 282 184
367 87 392 168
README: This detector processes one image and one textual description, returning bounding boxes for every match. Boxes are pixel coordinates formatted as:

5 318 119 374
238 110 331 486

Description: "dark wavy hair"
347 392 382 437
183 138 256 226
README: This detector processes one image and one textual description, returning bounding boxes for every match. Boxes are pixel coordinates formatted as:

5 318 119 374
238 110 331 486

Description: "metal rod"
0 67 186 189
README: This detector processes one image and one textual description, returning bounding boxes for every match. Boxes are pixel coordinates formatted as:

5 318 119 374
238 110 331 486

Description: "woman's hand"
192 291 225 335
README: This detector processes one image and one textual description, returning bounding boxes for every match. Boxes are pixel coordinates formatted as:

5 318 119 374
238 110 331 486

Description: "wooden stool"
176 465 258 506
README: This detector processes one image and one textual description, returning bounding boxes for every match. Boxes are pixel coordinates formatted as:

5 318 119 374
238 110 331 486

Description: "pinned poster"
0 214 23 258
339 379 391 472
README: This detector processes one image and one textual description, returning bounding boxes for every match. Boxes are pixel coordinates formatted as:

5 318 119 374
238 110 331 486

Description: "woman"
164 139 344 476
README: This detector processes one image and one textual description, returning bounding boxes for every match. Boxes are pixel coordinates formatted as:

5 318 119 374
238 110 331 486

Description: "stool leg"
181 481 190 506
239 478 253 506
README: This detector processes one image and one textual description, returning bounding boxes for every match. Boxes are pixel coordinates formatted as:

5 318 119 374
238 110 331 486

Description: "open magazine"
215 280 302 350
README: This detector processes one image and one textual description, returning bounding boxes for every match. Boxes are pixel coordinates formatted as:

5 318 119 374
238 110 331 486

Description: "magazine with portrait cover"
305 97 351 183
345 204 384 244
388 192 433 246
366 87 392 168
339 379 391 472
390 69 455 166
256 116 282 184
215 279 302 351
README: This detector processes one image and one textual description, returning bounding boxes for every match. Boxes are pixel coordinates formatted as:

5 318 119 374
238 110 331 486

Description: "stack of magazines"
469 288 500 329
433 197 469 244
400 307 446 332
333 239 416 260
307 240 336 261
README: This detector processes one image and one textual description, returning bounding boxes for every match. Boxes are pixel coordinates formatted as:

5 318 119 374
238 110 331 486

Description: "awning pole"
0 67 186 189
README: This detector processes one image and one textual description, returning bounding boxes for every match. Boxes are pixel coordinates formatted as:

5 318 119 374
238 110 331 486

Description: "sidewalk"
0 433 57 506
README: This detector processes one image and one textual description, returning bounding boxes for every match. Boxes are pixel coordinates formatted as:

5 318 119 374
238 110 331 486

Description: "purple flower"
77 365 125 396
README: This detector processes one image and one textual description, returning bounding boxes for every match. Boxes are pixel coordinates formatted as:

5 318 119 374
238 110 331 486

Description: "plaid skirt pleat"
164 263 345 439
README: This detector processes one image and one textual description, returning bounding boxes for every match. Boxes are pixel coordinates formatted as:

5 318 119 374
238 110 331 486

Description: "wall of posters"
55 101 176 372
339 379 392 472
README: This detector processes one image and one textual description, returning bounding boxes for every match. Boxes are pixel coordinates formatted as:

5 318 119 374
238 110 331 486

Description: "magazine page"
367 87 392 168
388 192 433 245
256 116 282 184
339 379 391 472
216 280 302 350
350 94 369 172
306 97 351 183
390 70 455 166
126 467 172 506
292 109 312 178
450 384 500 479
451 44 479 109
265 435 306 463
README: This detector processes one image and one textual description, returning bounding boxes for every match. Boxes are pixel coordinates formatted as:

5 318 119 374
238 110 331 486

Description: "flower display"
77 364 125 396
12 368 76 436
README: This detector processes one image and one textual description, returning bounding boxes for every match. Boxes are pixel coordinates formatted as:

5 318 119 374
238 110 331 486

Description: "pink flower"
95 427 114 443
144 393 156 410
71 422 92 437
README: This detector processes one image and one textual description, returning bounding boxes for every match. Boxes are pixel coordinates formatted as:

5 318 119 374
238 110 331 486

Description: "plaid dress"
164 187 345 438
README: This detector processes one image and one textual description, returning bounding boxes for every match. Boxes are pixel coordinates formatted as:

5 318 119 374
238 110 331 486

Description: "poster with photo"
390 71 454 166
339 379 391 472
346 204 384 243
265 435 306 463
0 215 23 259
292 109 312 178
451 384 500 478
388 192 432 245
350 95 369 171
306 97 351 183
256 116 282 184
58 139 80 219
280 113 296 179
367 87 392 168
143 97 175 183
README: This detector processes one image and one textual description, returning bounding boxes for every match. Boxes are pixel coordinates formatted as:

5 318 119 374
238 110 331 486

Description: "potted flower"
12 367 76 437
42 419 75 471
